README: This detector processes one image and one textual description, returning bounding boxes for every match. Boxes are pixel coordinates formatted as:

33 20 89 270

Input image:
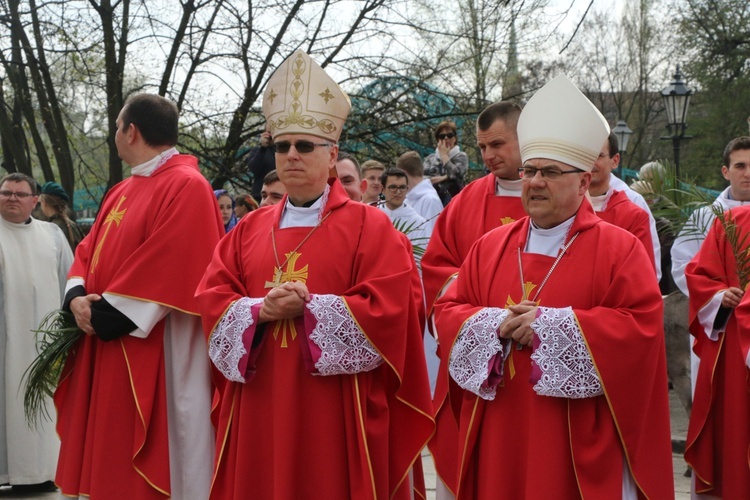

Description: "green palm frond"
712 206 750 289
630 161 716 240
393 216 432 257
22 310 83 428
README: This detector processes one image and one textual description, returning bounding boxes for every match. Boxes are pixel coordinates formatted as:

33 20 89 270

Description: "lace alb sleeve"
306 294 383 376
209 297 264 383
530 306 603 399
449 307 508 400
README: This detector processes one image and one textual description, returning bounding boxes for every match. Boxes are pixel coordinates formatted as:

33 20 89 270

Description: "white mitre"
262 49 351 142
517 75 610 172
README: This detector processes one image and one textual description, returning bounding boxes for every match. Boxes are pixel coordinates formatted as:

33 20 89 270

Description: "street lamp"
660 65 693 180
612 120 633 179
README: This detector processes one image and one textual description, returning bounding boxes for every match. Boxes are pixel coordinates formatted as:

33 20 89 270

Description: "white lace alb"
530 306 603 398
209 297 263 383
449 307 508 400
308 294 383 375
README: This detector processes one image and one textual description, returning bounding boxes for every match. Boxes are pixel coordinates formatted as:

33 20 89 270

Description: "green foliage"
711 206 750 289
22 310 82 428
392 216 433 258
631 160 715 237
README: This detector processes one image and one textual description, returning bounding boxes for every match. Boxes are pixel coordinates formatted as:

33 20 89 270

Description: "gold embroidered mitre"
262 49 351 142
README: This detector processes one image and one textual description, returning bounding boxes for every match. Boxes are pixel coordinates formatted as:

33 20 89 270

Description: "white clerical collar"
131 147 179 177
589 187 613 212
526 215 576 257
495 177 523 196
279 185 330 229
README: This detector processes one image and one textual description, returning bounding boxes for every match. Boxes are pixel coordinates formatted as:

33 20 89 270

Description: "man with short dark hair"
56 93 224 499
589 132 657 276
378 167 429 256
434 75 673 499
195 50 433 499
336 151 366 201
260 170 286 207
671 136 750 399
422 101 528 496
0 172 72 493
600 133 662 282
677 136 750 497
399 150 442 234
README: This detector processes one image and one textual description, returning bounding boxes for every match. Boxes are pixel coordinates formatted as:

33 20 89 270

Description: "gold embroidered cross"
506 282 537 307
264 252 309 347
319 88 335 103
90 196 127 274
264 251 309 288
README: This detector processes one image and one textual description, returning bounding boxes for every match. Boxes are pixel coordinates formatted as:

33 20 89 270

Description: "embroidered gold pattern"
268 53 338 136
90 196 127 274
264 252 309 348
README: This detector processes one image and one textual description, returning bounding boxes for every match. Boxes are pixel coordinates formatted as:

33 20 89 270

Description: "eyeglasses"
386 185 409 193
273 140 331 154
518 167 581 180
0 190 34 199
437 133 455 140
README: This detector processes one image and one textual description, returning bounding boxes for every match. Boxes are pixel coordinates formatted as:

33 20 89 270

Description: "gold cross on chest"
264 251 309 348
90 195 128 274
264 251 309 288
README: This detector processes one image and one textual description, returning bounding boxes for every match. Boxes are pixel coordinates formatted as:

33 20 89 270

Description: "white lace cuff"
530 306 603 398
306 294 383 376
449 308 508 400
209 297 264 383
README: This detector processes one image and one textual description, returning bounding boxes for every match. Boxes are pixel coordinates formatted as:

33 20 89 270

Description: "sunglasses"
437 133 455 140
274 140 331 154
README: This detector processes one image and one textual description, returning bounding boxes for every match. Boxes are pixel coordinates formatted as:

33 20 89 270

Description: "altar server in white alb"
0 172 72 492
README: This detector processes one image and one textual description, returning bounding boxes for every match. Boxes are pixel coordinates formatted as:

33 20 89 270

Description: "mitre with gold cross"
262 49 351 142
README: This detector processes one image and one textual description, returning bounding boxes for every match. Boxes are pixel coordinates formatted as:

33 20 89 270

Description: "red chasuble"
54 155 224 499
195 180 434 500
421 173 525 493
422 173 525 315
596 189 657 274
434 202 673 499
685 206 750 496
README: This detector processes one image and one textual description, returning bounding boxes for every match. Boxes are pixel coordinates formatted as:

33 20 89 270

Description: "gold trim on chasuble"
90 195 128 274
500 216 516 225
264 251 309 348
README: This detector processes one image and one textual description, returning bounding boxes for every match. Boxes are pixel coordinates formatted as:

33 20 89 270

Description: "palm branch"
630 161 717 241
631 161 750 286
711 206 750 289
393 217 432 257
22 310 82 428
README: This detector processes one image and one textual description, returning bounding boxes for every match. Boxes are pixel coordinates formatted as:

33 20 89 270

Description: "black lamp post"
660 65 693 180
612 120 633 179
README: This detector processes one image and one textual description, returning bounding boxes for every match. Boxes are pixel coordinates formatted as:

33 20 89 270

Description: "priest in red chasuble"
685 204 750 497
55 94 224 499
422 101 527 496
195 50 434 500
433 75 673 499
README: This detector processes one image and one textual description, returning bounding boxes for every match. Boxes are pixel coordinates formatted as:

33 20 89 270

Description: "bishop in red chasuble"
196 179 434 499
195 49 433 500
433 75 673 499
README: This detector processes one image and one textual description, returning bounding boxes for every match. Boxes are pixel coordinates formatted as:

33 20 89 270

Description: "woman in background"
40 181 85 251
